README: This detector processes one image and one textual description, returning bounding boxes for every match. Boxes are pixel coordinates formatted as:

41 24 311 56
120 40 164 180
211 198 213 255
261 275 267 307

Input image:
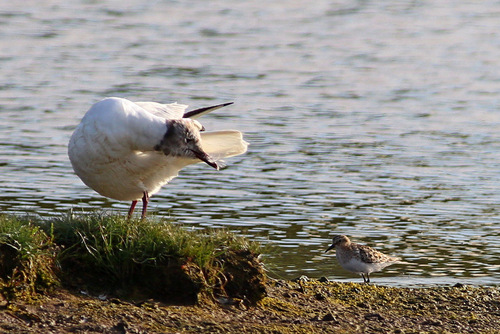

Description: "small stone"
292 275 310 283
112 320 128 334
321 313 337 321
422 319 442 326
364 313 384 321
357 302 369 308
0 293 8 308
314 292 326 301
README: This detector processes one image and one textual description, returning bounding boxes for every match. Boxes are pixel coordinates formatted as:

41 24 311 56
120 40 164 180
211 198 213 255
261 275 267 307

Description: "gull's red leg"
141 191 149 219
128 200 138 219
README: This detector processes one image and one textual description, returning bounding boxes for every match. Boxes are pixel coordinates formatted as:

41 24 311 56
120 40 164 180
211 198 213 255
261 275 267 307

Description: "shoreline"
1 213 499 333
1 278 499 333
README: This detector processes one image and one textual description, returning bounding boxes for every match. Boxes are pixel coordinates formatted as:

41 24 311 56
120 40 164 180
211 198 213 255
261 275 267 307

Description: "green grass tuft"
51 213 260 289
0 215 59 299
0 212 266 304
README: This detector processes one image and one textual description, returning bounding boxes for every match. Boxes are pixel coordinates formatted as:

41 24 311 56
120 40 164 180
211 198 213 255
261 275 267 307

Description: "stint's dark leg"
141 191 149 219
366 274 370 283
128 200 138 218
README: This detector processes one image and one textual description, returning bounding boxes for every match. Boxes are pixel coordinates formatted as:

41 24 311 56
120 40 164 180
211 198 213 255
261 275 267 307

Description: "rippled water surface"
1 1 500 286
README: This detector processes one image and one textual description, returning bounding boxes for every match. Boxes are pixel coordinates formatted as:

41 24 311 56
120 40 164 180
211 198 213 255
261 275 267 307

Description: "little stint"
325 235 401 283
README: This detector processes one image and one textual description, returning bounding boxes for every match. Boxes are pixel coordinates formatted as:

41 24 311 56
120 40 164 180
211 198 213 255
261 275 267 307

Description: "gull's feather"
200 130 248 161
136 101 234 121
136 101 188 119
183 102 234 119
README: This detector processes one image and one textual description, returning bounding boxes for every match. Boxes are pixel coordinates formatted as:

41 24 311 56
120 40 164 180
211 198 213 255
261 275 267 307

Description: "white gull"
68 97 248 218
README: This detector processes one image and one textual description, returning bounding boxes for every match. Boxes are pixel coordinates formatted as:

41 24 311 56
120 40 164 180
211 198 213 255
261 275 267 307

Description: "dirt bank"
1 278 499 333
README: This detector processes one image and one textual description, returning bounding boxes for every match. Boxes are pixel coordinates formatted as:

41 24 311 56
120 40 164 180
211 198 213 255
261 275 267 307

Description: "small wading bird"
68 97 248 219
325 235 402 283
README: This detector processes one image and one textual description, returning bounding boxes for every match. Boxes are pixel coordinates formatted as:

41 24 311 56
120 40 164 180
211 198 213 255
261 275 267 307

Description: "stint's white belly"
337 254 393 275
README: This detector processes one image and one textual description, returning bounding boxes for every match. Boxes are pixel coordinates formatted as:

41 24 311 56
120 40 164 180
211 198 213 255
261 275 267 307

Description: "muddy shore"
1 278 499 333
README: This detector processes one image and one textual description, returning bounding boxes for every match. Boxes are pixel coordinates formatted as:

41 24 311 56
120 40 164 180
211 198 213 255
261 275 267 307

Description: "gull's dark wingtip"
183 102 234 119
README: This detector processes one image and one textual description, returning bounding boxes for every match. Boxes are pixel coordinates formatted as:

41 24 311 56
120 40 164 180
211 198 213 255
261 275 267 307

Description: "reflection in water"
1 1 500 285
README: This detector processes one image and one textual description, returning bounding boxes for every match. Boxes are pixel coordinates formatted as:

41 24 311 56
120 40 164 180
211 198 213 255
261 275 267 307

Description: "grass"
0 212 265 304
0 215 59 299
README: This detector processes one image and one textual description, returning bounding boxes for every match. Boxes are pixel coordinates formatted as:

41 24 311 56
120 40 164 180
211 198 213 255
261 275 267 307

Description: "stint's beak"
325 244 334 253
192 149 219 170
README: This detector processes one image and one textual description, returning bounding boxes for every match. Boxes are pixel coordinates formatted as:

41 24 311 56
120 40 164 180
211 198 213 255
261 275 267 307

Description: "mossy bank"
0 213 265 304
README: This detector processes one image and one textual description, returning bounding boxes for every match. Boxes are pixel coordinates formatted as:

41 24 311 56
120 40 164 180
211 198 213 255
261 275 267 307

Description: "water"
1 0 500 286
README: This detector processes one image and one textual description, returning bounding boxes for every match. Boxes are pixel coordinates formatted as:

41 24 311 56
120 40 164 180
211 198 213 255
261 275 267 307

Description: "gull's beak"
192 149 219 170
325 244 335 253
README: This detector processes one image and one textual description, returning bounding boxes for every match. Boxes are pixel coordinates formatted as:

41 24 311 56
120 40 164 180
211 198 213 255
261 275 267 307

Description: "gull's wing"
135 101 188 120
183 102 234 119
200 130 248 161
136 101 234 120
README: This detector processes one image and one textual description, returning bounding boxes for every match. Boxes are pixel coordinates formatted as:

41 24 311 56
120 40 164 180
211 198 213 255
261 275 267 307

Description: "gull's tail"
200 130 248 162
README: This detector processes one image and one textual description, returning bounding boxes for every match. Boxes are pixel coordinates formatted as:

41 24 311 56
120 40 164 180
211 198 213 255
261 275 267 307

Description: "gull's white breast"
68 97 192 201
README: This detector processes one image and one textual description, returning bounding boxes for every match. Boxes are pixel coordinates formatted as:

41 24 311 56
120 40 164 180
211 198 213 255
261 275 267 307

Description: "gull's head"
325 235 350 253
155 118 218 169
